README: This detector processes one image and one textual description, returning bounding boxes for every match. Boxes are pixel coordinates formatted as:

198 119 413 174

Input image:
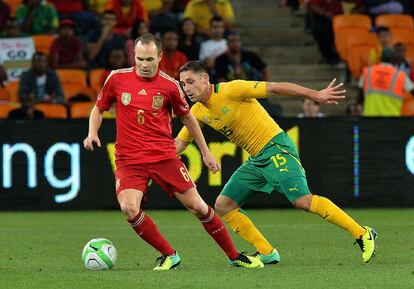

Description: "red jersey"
96 67 190 166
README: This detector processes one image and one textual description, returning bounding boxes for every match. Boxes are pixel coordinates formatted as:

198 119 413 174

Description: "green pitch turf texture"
1 209 413 289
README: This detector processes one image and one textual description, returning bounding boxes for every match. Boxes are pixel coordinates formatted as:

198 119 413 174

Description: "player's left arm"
266 78 346 105
180 112 220 173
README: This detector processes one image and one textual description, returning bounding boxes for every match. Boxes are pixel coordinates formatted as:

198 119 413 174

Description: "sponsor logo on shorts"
115 178 120 190
279 166 289 172
288 184 299 192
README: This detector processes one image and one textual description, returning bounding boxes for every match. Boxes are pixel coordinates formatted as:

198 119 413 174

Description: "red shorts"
115 157 195 196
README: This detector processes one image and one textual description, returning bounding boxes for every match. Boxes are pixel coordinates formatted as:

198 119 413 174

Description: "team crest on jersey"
121 92 131 105
152 95 164 109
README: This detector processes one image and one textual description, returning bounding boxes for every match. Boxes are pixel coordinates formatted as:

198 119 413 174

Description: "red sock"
199 207 239 260
128 211 175 256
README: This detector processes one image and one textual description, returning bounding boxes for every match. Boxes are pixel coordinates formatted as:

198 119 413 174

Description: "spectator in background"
19 52 64 104
369 26 392 65
16 0 59 35
308 0 364 64
393 42 411 78
159 29 188 79
171 0 192 18
297 98 326 117
0 17 28 38
48 0 99 35
100 48 128 86
359 47 414 116
0 0 11 31
7 98 45 119
346 103 363 116
214 31 269 82
142 0 176 34
50 19 86 69
184 0 235 37
106 0 148 37
125 20 149 66
178 18 202 61
87 10 125 69
199 16 227 70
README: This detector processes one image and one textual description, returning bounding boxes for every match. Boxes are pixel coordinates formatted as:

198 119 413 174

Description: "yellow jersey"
177 80 283 156
183 0 235 30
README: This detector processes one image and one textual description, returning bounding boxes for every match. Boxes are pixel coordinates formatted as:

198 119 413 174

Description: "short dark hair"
226 30 240 39
161 28 179 38
134 33 162 53
376 26 390 35
210 15 224 25
102 9 117 17
179 61 209 74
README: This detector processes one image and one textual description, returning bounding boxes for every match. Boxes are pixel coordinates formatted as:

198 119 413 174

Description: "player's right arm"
175 104 204 155
84 72 116 151
83 106 103 151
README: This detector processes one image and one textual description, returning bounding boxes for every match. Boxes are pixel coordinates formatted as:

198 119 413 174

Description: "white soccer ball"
82 238 117 270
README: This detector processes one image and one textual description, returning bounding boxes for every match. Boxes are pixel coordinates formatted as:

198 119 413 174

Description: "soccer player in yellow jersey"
175 61 378 264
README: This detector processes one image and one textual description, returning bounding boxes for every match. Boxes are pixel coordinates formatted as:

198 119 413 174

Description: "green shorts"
221 132 311 204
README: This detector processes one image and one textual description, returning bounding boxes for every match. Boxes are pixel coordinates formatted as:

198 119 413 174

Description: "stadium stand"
34 103 68 118
70 102 95 118
375 14 414 31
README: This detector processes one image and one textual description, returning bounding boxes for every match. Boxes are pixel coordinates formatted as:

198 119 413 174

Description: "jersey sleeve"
225 80 268 100
176 104 203 143
170 82 190 117
96 71 116 112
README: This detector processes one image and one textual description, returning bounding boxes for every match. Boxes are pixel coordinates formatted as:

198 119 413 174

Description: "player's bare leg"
117 189 179 270
294 193 377 263
175 188 263 268
215 195 280 265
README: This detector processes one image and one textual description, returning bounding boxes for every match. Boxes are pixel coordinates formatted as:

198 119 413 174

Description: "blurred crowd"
0 0 271 119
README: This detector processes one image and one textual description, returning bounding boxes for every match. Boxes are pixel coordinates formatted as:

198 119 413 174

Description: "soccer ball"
82 238 117 270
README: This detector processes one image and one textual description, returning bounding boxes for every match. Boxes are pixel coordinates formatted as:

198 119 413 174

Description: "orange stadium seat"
347 43 378 79
89 69 106 95
32 34 57 57
333 14 372 32
401 98 414 116
56 69 94 101
34 103 68 118
335 27 372 61
0 103 20 119
70 102 95 118
4 0 22 16
375 14 414 31
5 81 19 102
0 86 10 101
406 48 414 63
391 28 414 46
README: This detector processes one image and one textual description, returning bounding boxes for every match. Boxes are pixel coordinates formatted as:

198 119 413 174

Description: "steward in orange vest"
359 47 414 116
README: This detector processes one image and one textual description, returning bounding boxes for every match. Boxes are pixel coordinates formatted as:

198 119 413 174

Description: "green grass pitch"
1 209 413 289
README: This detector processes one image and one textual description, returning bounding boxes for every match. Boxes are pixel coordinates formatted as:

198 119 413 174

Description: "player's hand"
315 78 346 105
202 153 221 174
83 134 101 151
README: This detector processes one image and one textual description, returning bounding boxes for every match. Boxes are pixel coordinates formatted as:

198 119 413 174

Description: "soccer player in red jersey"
83 33 263 270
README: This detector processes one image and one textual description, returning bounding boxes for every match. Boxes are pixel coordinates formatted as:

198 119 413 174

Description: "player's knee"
214 197 232 216
186 200 208 216
119 201 140 218
292 194 312 211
